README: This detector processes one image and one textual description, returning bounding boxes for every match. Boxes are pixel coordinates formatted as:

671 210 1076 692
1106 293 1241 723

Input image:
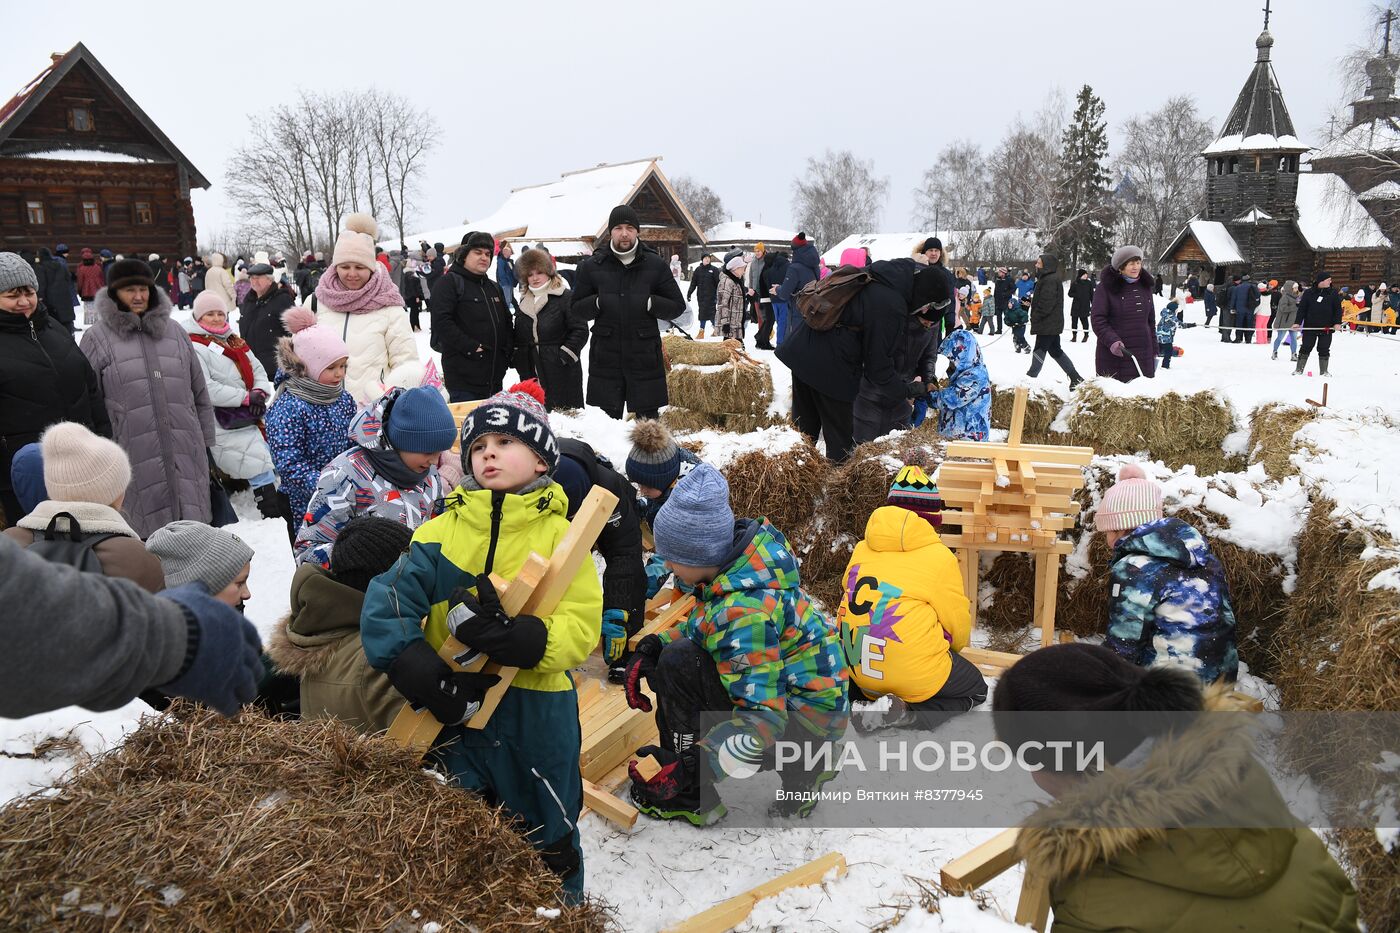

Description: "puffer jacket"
263 339 358 523
513 279 586 410
1091 264 1158 382
3 500 165 593
430 264 515 400
1273 281 1299 330
203 253 238 312
238 285 295 379
837 506 970 702
311 266 419 404
715 268 748 335
75 258 105 301
934 329 991 441
265 562 403 734
80 288 215 538
1029 254 1064 335
182 317 274 481
1105 517 1238 684
658 519 849 781
293 389 448 567
1017 690 1358 933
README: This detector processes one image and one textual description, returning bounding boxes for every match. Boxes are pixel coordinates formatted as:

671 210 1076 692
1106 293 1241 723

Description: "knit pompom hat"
329 515 412 592
192 289 227 320
887 464 943 528
459 379 558 474
653 464 736 568
147 521 254 594
41 422 131 505
0 252 38 293
1094 462 1163 532
282 305 349 381
331 212 377 268
385 386 456 453
626 419 682 490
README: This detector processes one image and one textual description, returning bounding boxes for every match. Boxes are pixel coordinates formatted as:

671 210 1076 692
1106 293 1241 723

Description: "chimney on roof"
51 53 63 63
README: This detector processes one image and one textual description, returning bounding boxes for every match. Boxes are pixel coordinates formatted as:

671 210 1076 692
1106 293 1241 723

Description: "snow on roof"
820 228 1040 266
1186 220 1247 264
1311 117 1400 161
1359 180 1400 200
1203 132 1309 155
1294 173 1392 250
704 220 797 243
15 148 153 163
1234 206 1274 223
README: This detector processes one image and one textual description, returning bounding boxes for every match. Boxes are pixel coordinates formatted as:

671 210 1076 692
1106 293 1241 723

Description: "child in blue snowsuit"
1095 463 1238 684
1157 301 1180 369
934 329 991 441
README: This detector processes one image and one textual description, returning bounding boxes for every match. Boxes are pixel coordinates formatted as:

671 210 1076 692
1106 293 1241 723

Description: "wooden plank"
939 534 1074 557
664 852 848 933
645 586 678 613
944 442 1094 466
1037 551 1060 648
628 594 697 650
993 457 1010 486
581 708 659 783
632 754 663 782
1008 387 1028 448
1015 866 1053 932
960 646 1025 672
583 779 638 830
467 486 620 729
941 828 1020 892
448 400 482 453
959 548 979 631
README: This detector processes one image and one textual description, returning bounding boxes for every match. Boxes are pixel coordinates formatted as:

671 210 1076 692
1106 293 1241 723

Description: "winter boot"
1271 349 1278 360
630 779 726 827
1319 355 1331 377
695 326 706 339
1293 351 1309 376
253 483 283 520
1069 332 1077 343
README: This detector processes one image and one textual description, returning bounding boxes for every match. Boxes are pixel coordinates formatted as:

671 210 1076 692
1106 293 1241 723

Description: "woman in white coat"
309 213 419 404
185 290 280 518
203 251 239 312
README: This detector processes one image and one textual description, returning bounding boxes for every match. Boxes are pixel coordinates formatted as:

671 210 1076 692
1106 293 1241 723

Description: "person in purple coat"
1090 245 1158 383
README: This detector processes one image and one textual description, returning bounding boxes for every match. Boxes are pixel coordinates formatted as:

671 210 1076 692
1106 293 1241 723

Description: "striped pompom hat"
1094 462 1163 531
888 464 943 527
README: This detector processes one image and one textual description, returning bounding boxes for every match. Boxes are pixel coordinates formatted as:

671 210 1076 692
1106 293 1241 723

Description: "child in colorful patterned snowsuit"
1156 300 1180 370
263 307 356 533
837 466 986 731
1097 463 1238 684
934 329 991 441
360 381 601 901
294 386 454 567
623 464 849 824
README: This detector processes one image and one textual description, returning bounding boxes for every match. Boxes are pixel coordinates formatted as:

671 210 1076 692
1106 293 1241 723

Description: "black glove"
905 380 926 399
446 575 548 669
252 483 283 520
624 634 665 711
387 639 501 725
247 388 268 419
156 583 263 716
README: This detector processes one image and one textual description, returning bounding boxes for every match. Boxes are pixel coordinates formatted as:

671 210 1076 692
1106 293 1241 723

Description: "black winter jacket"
857 312 937 406
1296 286 1343 329
1068 276 1094 318
556 438 646 623
430 265 515 399
687 263 720 306
237 285 295 379
0 305 110 502
1029 256 1065 335
993 274 1015 315
777 258 930 403
570 241 686 413
514 285 587 410
35 251 74 330
776 243 820 308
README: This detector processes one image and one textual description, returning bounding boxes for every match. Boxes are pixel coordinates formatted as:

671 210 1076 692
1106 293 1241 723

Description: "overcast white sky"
2 0 1379 242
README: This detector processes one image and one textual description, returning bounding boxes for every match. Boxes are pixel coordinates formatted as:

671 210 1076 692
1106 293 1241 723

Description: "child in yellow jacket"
836 465 987 730
361 380 602 901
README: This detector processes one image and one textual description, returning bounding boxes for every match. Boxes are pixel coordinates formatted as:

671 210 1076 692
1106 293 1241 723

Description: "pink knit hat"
331 212 377 268
282 306 349 380
1095 463 1164 532
192 289 227 320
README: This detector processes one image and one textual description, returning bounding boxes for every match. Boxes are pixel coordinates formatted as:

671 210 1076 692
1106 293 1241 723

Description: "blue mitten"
601 609 628 663
156 583 263 716
644 553 672 599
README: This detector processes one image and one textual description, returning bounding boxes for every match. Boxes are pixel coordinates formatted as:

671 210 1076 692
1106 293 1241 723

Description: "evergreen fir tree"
1050 85 1114 272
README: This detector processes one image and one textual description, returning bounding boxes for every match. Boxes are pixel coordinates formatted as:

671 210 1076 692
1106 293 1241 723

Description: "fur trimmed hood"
275 334 309 377
264 563 364 677
92 282 175 334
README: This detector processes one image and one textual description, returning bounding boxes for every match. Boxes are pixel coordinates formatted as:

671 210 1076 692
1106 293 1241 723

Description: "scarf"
190 330 255 390
1123 275 1139 284
314 263 404 314
365 443 429 489
612 242 638 266
283 375 346 405
197 318 233 336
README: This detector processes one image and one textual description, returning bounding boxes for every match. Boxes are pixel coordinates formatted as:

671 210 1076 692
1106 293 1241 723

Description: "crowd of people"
0 205 1364 926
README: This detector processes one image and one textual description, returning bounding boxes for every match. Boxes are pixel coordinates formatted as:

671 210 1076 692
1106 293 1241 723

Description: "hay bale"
788 520 856 613
1248 403 1317 479
662 334 732 366
989 386 1062 443
0 707 608 932
667 364 773 416
723 439 831 539
718 412 788 433
661 407 720 434
824 422 946 541
1061 384 1236 472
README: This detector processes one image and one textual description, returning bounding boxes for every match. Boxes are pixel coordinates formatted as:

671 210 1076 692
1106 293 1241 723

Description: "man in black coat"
32 248 75 332
1067 268 1094 342
430 232 515 403
754 249 790 349
237 262 295 379
569 205 686 420
554 437 647 682
1025 253 1084 388
1294 272 1343 377
992 267 1015 336
776 258 950 462
914 237 959 345
686 254 720 338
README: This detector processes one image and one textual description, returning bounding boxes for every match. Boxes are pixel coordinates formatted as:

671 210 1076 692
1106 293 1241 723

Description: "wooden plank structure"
663 852 848 933
448 400 482 453
937 387 1094 649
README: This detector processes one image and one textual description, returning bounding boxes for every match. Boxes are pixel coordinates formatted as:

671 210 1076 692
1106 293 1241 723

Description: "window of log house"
134 201 153 225
26 201 44 224
82 201 100 225
68 106 92 132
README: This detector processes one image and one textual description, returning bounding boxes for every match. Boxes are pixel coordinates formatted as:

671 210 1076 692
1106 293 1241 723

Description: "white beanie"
41 422 131 505
331 212 378 268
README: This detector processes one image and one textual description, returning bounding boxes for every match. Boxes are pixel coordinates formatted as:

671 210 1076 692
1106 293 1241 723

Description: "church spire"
1204 7 1306 154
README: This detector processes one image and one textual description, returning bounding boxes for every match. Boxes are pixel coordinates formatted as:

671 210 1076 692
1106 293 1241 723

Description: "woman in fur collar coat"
512 248 586 410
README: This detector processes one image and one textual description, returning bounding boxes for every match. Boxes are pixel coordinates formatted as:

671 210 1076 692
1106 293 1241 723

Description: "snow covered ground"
5 287 1397 931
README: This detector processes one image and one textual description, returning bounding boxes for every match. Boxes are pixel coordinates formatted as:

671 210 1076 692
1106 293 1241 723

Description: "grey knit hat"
653 464 736 568
1110 245 1144 270
0 252 38 293
147 521 255 594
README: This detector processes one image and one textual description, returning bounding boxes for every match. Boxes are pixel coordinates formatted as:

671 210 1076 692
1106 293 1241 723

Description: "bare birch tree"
364 89 439 245
791 149 889 250
912 140 991 230
1113 95 1214 263
671 176 727 232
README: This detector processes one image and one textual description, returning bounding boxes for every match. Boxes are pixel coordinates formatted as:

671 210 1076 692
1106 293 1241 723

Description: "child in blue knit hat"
294 385 455 567
624 463 849 824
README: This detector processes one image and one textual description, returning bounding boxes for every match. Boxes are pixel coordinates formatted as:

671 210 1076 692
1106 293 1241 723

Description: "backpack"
24 512 119 573
793 264 871 331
